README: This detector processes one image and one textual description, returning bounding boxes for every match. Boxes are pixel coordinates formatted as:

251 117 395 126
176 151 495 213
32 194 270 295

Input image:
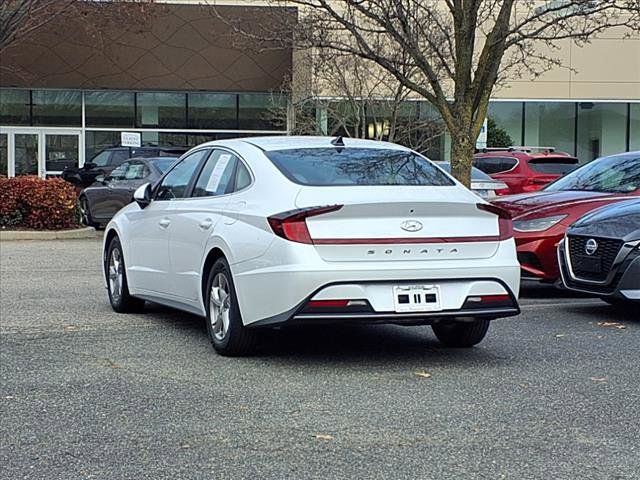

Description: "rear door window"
265 148 453 186
110 149 129 166
528 157 579 174
192 150 238 197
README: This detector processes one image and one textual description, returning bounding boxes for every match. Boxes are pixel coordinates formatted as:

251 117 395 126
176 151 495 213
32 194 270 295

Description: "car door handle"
199 218 213 231
158 218 171 229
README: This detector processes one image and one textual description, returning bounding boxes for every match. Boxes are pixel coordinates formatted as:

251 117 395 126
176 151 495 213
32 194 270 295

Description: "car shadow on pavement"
255 324 506 365
142 302 504 364
563 303 639 323
519 281 592 299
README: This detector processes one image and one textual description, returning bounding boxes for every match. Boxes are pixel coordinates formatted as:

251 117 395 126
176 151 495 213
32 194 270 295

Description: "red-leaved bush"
0 176 79 230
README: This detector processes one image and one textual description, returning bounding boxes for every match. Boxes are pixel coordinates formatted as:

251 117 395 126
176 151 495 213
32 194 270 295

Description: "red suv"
474 147 579 195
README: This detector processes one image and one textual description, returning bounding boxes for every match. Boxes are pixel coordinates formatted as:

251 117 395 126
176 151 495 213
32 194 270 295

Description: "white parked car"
103 136 521 356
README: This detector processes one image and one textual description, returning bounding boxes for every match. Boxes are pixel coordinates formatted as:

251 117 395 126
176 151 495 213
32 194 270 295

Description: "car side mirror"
84 162 96 169
133 182 152 209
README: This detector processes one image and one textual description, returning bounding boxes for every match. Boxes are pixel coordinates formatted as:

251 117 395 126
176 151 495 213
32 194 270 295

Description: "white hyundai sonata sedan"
103 136 520 355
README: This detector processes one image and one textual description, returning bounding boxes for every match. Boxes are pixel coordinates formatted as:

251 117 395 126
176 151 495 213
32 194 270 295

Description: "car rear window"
150 158 177 173
265 148 454 186
528 157 579 174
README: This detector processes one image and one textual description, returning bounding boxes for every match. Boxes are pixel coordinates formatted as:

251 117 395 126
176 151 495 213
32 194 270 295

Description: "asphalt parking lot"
1 238 638 480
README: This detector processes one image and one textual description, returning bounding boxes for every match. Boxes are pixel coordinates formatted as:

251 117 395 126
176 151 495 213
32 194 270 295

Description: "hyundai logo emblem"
585 238 598 256
400 220 423 232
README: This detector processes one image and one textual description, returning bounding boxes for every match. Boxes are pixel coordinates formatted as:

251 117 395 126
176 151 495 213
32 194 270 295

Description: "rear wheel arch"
202 247 227 302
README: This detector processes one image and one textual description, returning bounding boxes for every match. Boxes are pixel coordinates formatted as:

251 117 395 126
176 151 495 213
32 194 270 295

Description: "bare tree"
1 0 156 78
0 1 75 55
273 50 446 154
224 0 639 186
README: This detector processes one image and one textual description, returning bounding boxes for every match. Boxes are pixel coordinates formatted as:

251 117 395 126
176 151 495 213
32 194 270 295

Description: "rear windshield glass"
265 148 454 186
150 158 177 173
528 157 578 174
545 154 640 193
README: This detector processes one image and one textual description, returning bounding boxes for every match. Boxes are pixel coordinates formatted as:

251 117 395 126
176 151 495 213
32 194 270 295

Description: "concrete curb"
0 227 97 241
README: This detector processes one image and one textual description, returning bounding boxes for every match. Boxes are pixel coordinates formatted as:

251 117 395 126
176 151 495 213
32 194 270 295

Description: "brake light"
495 187 511 196
268 205 343 244
307 300 350 308
476 203 513 240
521 178 548 192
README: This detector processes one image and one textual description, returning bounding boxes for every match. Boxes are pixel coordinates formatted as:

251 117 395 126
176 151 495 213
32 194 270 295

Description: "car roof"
475 148 576 161
198 136 412 153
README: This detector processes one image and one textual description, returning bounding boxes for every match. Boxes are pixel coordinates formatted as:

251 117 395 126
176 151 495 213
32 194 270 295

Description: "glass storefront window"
188 93 237 129
0 89 30 125
576 102 627 161
0 134 7 175
85 130 120 161
488 102 522 147
85 91 135 128
32 90 81 126
238 93 286 130
524 102 575 157
137 92 186 128
630 103 640 152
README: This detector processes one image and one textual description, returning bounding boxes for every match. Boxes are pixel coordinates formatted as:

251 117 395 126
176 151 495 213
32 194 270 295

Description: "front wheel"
432 319 490 348
106 237 145 313
205 258 257 356
79 196 97 228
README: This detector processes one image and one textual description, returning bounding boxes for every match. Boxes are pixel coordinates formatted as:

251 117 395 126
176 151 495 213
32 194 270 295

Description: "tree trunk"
450 131 475 188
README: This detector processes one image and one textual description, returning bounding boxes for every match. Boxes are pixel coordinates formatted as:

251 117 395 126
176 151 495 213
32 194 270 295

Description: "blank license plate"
393 285 442 313
575 255 602 273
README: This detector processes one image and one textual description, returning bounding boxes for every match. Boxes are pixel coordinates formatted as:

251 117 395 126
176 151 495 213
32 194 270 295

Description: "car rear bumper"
233 239 521 326
558 239 640 301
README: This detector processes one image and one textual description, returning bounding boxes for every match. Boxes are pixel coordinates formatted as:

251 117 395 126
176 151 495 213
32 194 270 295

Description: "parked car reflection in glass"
79 157 178 227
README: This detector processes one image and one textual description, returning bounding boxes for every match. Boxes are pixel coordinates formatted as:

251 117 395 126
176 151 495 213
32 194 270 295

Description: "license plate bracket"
393 285 442 313
574 255 602 273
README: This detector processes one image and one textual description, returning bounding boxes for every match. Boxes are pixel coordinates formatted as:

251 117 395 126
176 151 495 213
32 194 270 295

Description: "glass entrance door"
44 133 80 176
0 129 82 178
14 133 39 176
0 134 7 176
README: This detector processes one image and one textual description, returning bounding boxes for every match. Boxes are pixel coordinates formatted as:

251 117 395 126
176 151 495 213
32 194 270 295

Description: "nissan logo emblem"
400 220 423 232
585 238 598 256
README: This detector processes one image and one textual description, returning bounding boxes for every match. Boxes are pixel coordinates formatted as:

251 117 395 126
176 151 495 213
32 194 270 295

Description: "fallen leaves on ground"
597 322 626 329
313 434 334 441
414 371 432 379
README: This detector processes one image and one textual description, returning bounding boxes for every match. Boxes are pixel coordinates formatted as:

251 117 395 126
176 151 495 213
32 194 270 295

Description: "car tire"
432 319 490 348
79 196 98 228
205 258 257 356
106 236 145 313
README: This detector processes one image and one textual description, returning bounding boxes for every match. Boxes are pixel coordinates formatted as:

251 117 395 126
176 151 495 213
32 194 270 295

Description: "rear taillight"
476 203 513 240
521 178 548 192
268 205 343 244
463 294 514 309
495 187 511 196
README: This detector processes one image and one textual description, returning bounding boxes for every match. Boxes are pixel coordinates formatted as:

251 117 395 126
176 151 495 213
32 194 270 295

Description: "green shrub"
0 176 79 230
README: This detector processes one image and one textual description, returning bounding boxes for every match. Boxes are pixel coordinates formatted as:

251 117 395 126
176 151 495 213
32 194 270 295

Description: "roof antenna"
330 136 345 147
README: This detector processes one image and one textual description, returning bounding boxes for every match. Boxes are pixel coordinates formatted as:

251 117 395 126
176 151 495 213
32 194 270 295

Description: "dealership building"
0 1 638 178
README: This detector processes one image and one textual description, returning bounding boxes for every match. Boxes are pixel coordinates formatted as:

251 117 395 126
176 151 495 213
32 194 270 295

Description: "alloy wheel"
210 273 231 341
108 247 123 303
79 198 90 226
